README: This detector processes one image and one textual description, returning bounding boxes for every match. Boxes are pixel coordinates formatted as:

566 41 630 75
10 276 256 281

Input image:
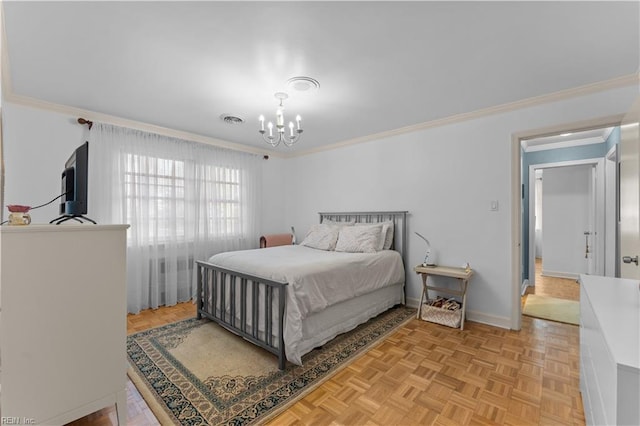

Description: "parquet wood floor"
265 316 583 426
526 258 580 302
68 284 584 426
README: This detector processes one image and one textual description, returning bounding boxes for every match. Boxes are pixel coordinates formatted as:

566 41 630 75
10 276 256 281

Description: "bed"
195 211 408 369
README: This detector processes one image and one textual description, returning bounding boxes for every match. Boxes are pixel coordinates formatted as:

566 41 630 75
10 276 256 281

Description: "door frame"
527 158 604 285
510 114 623 330
604 145 618 277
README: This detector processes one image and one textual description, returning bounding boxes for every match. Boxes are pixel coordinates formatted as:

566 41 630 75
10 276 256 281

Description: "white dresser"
0 225 129 425
580 274 640 426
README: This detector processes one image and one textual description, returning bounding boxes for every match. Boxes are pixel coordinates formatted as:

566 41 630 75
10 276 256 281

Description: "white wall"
283 118 513 327
260 155 288 235
282 85 638 328
1 102 287 236
542 165 591 277
2 85 637 328
2 103 88 223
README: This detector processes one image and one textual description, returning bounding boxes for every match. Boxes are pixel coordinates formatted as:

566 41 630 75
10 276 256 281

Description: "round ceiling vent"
219 114 244 125
287 76 320 93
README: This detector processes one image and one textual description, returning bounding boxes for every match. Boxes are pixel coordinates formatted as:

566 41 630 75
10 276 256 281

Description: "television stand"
50 214 97 225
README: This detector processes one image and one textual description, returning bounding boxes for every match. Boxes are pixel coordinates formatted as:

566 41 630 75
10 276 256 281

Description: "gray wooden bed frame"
195 211 408 370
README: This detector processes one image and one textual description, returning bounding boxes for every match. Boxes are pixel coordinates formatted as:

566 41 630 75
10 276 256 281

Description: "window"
205 166 243 236
89 122 260 313
123 153 245 243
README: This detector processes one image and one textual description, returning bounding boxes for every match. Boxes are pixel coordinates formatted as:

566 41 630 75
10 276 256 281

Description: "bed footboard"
196 260 288 370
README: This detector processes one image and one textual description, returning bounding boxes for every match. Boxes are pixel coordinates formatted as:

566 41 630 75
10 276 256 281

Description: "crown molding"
2 92 279 158
0 5 279 159
1 6 637 163
3 70 636 161
287 73 640 158
522 135 605 153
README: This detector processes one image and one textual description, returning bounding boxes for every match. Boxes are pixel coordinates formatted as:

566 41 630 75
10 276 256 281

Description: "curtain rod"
77 117 93 130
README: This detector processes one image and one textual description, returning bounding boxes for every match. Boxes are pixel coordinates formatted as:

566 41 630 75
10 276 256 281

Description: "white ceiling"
2 1 639 154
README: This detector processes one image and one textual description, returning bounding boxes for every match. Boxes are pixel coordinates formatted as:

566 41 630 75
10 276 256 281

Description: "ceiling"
2 1 639 155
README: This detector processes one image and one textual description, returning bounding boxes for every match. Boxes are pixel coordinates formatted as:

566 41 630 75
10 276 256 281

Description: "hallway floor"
524 259 580 302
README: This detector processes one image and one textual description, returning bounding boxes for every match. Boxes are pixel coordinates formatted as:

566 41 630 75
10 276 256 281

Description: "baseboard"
521 279 530 296
405 296 420 309
466 310 512 329
541 270 580 280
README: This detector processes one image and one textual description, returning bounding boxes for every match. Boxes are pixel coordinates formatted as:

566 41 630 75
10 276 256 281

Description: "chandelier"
259 92 303 147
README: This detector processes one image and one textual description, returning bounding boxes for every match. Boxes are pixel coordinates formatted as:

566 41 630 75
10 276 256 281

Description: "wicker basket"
420 303 462 328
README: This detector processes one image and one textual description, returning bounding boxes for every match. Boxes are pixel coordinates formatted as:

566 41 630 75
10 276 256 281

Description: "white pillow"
335 224 383 253
354 221 394 250
322 219 355 227
381 221 394 250
300 224 340 251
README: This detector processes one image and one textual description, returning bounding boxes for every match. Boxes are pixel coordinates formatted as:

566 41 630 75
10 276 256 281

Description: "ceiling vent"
219 114 244 125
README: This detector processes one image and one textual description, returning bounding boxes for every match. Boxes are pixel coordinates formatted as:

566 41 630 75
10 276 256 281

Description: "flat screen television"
59 141 89 216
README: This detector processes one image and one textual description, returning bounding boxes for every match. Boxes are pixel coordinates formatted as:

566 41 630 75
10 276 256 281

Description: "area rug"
127 306 415 425
523 294 579 325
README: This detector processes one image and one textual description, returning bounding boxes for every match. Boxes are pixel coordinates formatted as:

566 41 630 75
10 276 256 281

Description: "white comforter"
207 245 405 364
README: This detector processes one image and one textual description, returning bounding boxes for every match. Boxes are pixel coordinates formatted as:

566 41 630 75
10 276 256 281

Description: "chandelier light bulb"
276 108 284 127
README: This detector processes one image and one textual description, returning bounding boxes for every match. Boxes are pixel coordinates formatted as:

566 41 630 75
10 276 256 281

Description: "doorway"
524 161 599 321
515 124 618 327
529 159 604 289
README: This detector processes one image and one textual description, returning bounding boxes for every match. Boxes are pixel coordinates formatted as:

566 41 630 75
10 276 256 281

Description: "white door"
542 165 592 278
619 96 640 279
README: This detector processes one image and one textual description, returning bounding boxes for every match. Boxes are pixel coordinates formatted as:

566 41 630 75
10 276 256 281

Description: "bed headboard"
318 211 408 263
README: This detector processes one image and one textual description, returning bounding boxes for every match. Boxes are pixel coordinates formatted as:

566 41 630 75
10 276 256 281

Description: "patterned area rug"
523 294 580 325
127 306 415 425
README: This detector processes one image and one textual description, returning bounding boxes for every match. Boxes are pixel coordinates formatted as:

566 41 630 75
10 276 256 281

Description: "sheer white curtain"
89 123 261 314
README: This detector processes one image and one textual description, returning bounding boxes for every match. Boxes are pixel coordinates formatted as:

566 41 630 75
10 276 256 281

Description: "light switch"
490 200 499 211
